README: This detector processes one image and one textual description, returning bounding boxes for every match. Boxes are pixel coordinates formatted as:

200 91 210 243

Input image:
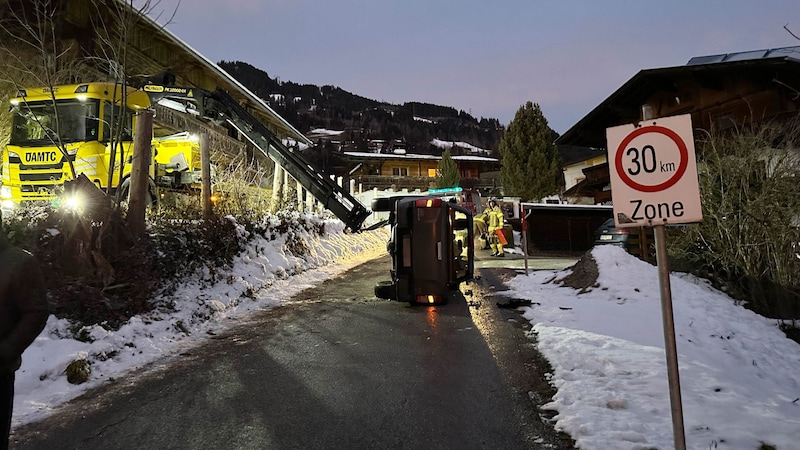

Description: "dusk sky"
149 1 798 134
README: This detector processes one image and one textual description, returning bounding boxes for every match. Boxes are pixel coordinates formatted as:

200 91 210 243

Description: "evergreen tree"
498 102 563 201
436 148 460 188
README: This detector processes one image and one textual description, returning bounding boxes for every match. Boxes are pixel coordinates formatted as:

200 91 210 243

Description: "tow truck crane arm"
141 84 371 232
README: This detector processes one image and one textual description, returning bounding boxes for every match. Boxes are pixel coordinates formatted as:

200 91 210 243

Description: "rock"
65 358 91 385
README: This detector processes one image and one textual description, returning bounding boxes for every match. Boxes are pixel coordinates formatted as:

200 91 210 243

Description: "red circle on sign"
615 125 688 192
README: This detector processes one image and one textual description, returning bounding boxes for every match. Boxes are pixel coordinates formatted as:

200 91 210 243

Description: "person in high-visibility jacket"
486 199 505 257
473 210 490 250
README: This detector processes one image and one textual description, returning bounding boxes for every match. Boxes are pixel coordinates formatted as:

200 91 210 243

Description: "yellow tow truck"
2 77 371 231
1 82 203 211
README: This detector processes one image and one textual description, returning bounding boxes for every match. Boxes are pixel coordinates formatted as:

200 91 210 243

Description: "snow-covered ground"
507 245 800 450
301 128 491 155
11 224 800 450
430 137 490 154
12 218 389 427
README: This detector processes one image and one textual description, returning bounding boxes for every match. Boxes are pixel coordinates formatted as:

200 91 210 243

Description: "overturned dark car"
372 196 474 305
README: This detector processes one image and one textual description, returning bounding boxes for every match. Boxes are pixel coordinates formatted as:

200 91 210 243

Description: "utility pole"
200 132 212 219
128 109 153 236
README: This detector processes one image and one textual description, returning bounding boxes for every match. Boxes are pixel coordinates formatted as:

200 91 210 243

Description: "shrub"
668 118 800 318
2 192 328 333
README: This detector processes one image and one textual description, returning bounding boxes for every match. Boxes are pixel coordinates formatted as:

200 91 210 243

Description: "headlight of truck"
6 150 19 159
0 185 11 199
62 194 84 211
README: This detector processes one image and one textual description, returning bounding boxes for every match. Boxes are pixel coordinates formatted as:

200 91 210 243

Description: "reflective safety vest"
487 206 504 231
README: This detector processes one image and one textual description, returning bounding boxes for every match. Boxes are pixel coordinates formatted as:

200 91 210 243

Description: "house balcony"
352 175 500 193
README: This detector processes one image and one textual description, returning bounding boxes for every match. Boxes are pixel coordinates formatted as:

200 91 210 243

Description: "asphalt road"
10 252 577 450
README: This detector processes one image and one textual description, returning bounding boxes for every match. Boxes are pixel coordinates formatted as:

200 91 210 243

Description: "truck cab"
1 83 202 210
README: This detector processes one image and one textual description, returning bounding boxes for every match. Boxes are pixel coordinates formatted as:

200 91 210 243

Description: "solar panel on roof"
765 47 800 58
723 50 769 62
687 46 800 66
686 54 726 65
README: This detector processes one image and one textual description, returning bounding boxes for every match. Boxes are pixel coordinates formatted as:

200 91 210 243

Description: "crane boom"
142 84 371 231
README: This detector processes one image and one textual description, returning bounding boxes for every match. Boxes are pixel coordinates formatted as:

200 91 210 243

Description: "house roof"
563 162 610 198
343 152 498 162
556 46 800 148
559 144 606 166
131 7 312 146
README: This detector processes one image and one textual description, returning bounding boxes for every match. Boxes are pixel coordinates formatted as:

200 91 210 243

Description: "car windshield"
10 100 99 145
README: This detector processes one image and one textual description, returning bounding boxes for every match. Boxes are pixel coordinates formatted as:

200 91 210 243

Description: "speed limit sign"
606 113 702 228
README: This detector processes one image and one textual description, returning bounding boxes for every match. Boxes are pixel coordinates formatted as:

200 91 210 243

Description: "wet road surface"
10 252 577 450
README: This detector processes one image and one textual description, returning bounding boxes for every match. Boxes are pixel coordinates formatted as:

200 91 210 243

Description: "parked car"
372 195 474 305
593 218 629 248
593 218 655 260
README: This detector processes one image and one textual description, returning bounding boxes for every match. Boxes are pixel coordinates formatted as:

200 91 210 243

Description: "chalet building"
343 151 500 193
303 127 500 193
559 146 608 204
557 46 800 204
563 162 611 205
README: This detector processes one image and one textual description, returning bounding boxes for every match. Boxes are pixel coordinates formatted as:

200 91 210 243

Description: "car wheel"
374 280 396 300
117 177 156 207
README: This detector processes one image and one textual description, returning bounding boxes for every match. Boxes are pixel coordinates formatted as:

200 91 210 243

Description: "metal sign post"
520 204 529 274
606 112 703 450
654 223 685 449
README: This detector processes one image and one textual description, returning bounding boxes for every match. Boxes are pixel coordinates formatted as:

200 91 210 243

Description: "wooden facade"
563 163 611 204
563 154 608 193
345 152 499 192
379 159 439 177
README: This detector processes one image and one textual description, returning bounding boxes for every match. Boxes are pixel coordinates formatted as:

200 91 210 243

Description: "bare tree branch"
784 24 800 41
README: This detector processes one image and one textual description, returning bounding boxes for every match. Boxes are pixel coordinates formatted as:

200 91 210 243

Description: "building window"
427 168 437 177
392 167 408 176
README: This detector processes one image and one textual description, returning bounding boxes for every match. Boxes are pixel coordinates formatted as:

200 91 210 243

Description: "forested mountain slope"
218 60 504 156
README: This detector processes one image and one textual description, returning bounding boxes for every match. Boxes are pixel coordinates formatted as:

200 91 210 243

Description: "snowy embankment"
13 218 389 427
507 245 800 450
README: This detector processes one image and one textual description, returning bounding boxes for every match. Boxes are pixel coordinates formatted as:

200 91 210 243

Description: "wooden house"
343 151 500 192
557 46 800 203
